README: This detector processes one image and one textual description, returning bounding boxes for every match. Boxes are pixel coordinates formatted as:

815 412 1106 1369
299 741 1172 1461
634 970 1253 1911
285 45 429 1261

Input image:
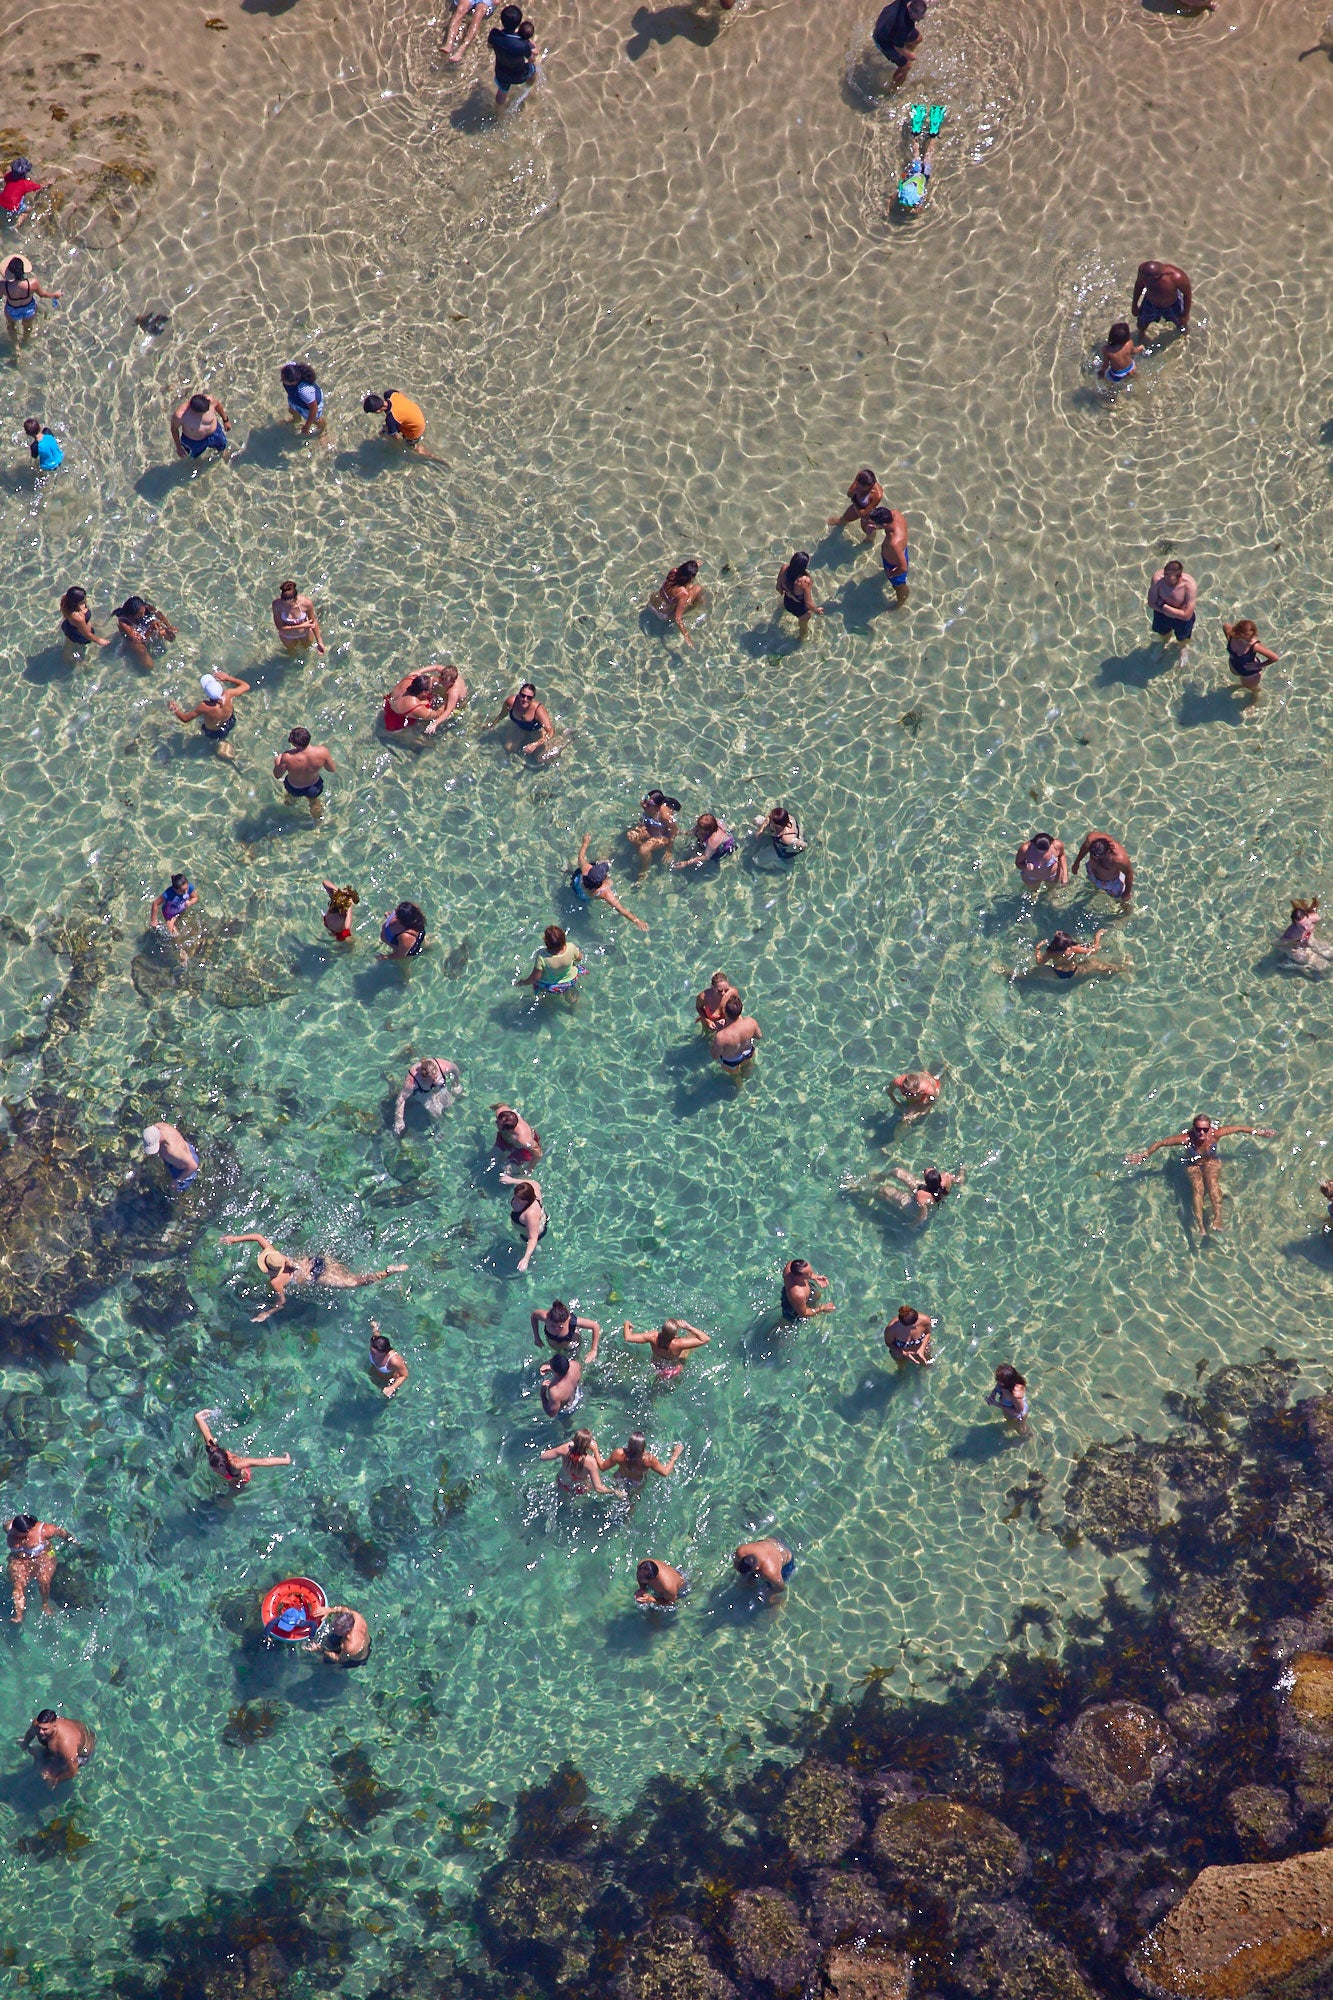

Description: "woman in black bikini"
491 681 553 757
1222 617 1279 701
1125 1115 1277 1237
530 1299 600 1351
59 587 110 664
500 1176 547 1273
219 1233 408 1321
776 551 824 637
379 901 428 959
884 1304 934 1366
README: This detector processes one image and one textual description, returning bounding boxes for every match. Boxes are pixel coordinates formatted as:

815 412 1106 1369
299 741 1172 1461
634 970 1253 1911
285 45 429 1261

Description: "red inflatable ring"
261 1575 328 1641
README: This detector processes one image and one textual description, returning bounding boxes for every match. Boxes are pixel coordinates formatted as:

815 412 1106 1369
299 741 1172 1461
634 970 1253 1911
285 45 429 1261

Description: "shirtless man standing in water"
22 1710 95 1786
274 727 336 821
712 993 761 1084
169 672 250 760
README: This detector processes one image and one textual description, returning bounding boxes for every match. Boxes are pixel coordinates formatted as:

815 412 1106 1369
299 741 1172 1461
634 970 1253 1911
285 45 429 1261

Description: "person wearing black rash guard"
489 4 536 106
872 0 927 81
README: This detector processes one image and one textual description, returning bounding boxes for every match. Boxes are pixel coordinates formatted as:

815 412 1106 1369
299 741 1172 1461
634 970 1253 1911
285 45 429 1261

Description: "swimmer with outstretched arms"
571 834 649 930
193 1411 291 1488
219 1234 408 1321
603 1433 683 1484
1124 1115 1276 1237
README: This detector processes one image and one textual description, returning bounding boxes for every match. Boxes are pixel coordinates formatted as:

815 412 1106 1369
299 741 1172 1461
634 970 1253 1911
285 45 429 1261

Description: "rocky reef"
41 1353 1333 2000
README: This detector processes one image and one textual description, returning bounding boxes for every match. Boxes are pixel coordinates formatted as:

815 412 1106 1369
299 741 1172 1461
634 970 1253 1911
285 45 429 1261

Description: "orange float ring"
260 1575 327 1641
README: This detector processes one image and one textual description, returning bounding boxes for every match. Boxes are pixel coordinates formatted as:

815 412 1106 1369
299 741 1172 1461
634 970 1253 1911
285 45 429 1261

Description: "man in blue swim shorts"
171 391 231 461
142 1121 200 1191
872 0 927 82
734 1538 794 1595
867 503 911 607
1132 260 1192 337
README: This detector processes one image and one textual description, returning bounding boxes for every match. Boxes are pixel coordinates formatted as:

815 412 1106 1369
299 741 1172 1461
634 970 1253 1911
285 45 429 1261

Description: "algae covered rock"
954 1901 1095 2000
1130 1846 1333 1999
805 1868 902 1946
1051 1702 1176 1817
1228 1786 1295 1858
1062 1442 1159 1551
1282 1652 1333 1738
478 1854 595 1985
1168 1574 1256 1673
822 1944 911 2000
774 1757 865 1866
726 1888 818 1998
871 1798 1026 1902
615 1917 736 2000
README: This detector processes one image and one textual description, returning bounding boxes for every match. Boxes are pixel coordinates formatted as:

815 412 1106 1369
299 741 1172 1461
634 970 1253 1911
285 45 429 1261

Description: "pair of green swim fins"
897 103 946 211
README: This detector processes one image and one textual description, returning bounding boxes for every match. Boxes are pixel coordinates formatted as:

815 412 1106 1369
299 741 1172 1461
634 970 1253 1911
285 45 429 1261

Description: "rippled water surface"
3 0 1333 1986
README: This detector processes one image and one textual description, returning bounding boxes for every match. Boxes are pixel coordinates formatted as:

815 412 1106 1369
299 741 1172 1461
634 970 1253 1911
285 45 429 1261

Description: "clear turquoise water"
2 0 1333 1986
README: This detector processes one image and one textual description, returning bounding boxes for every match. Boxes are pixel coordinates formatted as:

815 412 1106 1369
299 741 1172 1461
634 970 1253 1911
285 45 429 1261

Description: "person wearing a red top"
0 159 45 221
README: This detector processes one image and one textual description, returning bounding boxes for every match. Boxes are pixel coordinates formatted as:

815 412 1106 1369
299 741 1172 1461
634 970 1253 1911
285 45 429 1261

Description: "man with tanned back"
274 726 336 822
1132 260 1192 337
22 1709 95 1786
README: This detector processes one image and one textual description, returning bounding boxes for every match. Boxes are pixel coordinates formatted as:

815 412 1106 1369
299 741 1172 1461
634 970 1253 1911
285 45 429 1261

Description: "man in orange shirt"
361 389 439 458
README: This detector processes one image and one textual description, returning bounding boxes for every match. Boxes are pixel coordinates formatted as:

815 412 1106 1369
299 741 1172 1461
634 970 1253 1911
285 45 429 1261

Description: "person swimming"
1124 1115 1277 1237
380 901 427 959
672 814 736 871
753 806 805 864
540 1428 608 1495
627 789 681 875
517 925 584 998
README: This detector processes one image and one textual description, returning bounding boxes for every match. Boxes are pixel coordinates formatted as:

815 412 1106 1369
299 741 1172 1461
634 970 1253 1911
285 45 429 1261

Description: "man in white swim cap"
141 1121 200 1190
167 670 251 760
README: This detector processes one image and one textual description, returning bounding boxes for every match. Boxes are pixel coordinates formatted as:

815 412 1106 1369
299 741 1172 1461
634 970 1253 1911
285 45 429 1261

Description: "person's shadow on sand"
627 5 722 60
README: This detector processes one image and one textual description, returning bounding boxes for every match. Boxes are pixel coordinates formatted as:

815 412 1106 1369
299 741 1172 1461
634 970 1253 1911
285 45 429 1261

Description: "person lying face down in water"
219 1234 408 1322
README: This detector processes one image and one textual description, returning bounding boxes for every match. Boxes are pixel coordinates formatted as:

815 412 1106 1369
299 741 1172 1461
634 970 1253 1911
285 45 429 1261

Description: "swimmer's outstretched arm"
600 886 648 931
672 1324 711 1349
585 1322 602 1363
622 1321 655 1345
1123 1133 1187 1165
235 1453 293 1469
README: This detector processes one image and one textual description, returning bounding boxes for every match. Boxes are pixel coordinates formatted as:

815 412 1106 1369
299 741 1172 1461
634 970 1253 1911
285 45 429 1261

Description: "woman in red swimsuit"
383 672 436 732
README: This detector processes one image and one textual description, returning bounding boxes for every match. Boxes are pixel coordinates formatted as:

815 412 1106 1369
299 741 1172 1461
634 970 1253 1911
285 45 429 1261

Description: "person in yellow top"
362 389 439 458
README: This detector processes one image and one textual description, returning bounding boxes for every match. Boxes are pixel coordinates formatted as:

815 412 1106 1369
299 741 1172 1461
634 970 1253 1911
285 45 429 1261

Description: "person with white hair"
167 671 251 760
141 1121 200 1191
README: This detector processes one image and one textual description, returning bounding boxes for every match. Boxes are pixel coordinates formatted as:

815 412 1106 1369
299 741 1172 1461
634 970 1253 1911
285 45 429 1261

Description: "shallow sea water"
2 0 1333 1985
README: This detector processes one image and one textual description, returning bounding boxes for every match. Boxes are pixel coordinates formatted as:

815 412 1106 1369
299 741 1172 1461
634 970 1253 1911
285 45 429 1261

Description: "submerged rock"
478 1855 595 1986
1062 1442 1159 1551
1130 1846 1333 1999
1050 1703 1176 1817
822 1944 911 2000
614 1917 736 2000
871 1799 1027 1903
954 1901 1095 2000
726 1888 818 1998
805 1868 902 1947
1227 1786 1295 1858
774 1757 865 1866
